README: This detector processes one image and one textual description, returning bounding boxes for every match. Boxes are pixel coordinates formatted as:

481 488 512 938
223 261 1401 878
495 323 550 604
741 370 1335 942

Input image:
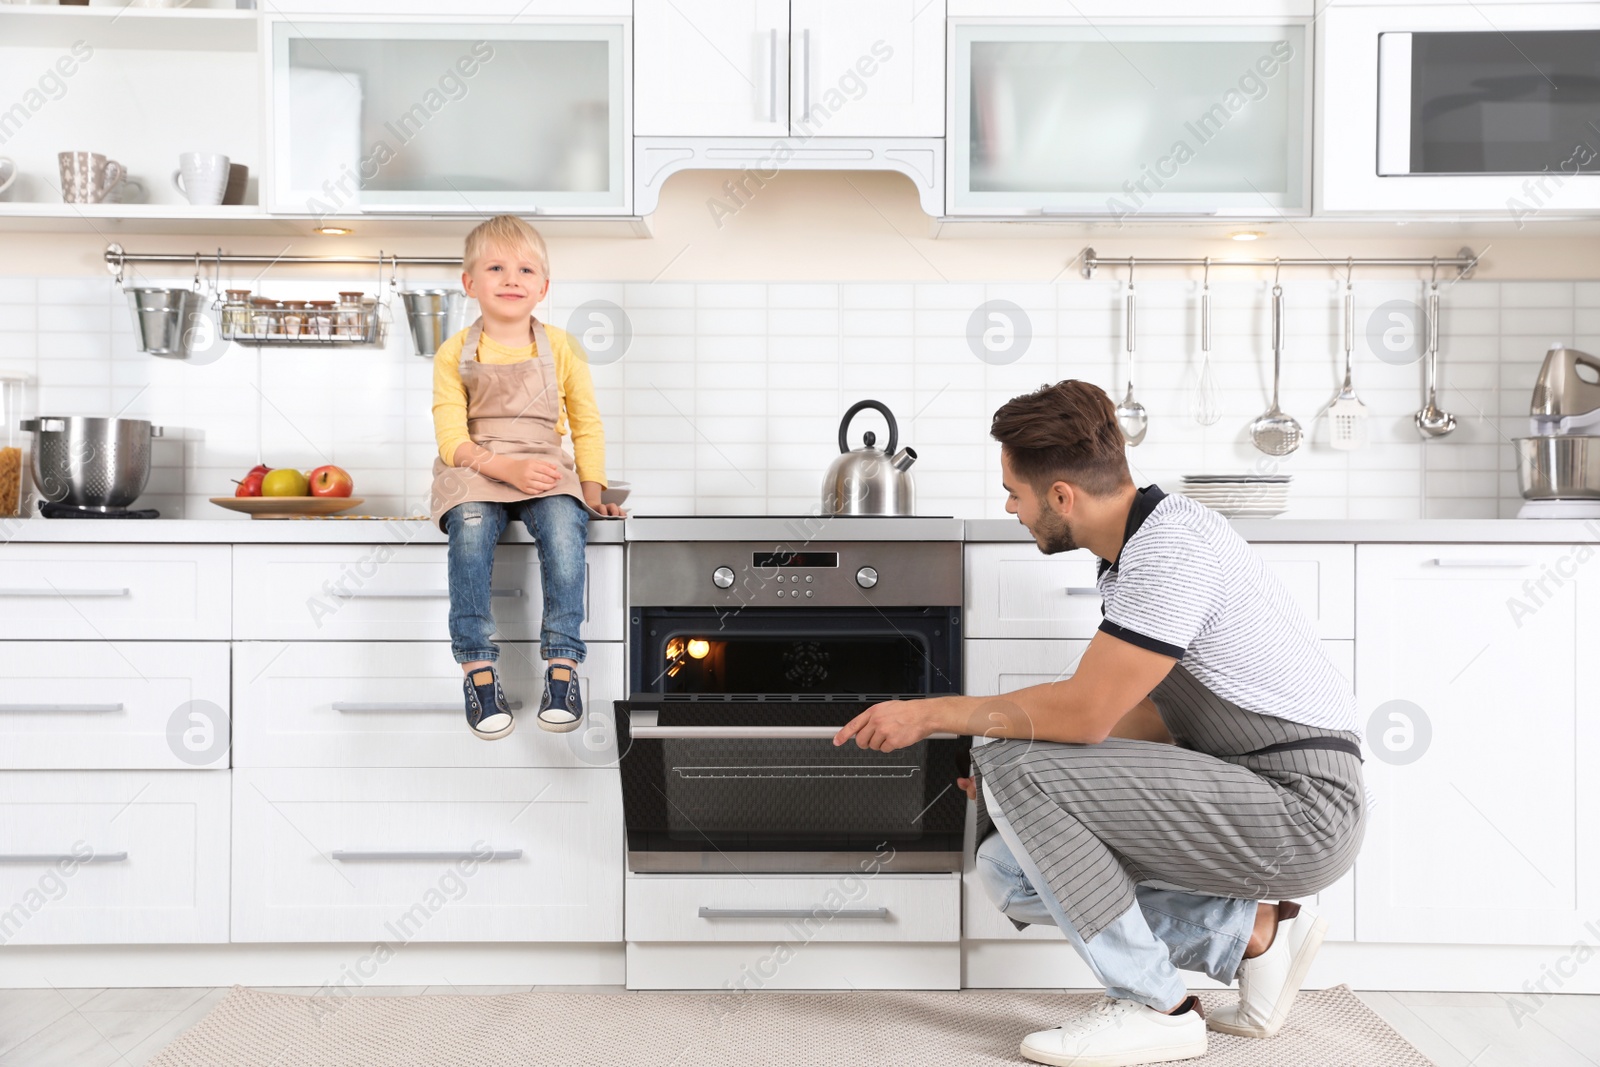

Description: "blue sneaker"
463 665 514 740
537 664 583 733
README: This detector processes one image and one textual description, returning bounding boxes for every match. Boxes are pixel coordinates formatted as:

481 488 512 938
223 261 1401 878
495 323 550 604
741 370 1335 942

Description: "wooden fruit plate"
211 496 365 519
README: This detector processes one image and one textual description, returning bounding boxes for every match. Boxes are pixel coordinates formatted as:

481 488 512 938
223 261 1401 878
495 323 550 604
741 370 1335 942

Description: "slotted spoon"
1328 271 1368 450
1249 283 1302 456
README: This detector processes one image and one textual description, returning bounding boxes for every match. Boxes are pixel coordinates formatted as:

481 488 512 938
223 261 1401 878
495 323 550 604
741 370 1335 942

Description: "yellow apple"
261 468 310 496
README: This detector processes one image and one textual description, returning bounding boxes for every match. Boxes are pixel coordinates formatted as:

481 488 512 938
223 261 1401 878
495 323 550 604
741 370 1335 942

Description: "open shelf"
0 5 258 52
0 202 652 237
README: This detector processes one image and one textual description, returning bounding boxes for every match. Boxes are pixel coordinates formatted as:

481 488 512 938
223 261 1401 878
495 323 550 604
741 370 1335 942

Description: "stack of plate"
1179 475 1290 518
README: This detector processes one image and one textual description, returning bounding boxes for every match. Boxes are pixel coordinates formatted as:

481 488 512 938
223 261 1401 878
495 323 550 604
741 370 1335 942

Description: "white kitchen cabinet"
231 767 623 943
0 771 230 944
1355 544 1600 945
963 638 1356 942
0 642 230 771
231 543 624 642
626 872 960 943
0 545 230 641
947 17 1310 216
232 641 623 769
964 542 1350 640
633 0 943 139
266 17 630 215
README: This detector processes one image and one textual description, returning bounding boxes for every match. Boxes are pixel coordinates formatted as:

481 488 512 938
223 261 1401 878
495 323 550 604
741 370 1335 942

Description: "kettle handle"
837 399 897 455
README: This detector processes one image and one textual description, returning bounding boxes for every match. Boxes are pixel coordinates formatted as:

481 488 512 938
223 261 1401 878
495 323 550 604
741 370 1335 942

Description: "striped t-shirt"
1097 486 1359 735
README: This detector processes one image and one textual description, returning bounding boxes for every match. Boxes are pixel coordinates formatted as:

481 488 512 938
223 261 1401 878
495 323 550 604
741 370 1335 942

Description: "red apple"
308 465 354 498
233 464 271 497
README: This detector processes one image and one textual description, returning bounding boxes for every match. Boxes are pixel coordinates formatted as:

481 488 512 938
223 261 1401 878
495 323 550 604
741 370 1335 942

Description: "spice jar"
337 291 366 339
249 297 278 339
0 377 26 519
281 300 306 338
308 300 335 340
222 289 251 336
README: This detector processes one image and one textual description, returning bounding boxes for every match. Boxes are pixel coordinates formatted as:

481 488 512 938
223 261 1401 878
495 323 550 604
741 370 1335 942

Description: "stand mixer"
1514 345 1600 518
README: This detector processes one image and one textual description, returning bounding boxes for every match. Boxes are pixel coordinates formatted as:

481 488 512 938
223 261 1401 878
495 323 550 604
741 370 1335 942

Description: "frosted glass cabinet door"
268 20 629 214
949 24 1309 216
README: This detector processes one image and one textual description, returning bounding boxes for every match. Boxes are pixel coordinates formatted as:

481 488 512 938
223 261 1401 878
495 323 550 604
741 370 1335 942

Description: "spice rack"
219 291 384 347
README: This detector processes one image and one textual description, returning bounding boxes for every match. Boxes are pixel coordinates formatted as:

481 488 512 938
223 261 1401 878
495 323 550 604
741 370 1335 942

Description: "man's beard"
1033 508 1078 555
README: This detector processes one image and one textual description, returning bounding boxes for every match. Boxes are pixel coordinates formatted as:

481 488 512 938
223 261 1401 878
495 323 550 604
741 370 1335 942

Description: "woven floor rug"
147 983 1433 1066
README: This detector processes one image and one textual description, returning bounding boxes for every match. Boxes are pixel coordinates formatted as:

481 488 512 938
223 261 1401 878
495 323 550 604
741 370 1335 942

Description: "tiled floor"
0 985 1595 1066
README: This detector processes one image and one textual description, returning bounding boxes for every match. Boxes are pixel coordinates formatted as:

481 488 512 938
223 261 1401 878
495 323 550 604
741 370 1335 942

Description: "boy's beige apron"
429 317 591 531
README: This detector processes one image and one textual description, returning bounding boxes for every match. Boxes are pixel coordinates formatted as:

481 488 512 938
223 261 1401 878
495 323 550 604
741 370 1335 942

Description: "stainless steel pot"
1514 435 1600 500
20 416 163 510
821 399 917 516
399 289 468 357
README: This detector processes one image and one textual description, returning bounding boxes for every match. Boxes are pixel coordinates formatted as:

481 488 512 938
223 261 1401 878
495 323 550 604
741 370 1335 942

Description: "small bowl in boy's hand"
600 480 630 507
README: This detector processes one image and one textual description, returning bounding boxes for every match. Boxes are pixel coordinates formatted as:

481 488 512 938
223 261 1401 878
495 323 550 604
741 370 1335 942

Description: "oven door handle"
629 725 959 740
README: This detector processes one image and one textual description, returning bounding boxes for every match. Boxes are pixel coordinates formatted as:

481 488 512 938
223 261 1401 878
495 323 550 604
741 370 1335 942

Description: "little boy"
429 215 623 740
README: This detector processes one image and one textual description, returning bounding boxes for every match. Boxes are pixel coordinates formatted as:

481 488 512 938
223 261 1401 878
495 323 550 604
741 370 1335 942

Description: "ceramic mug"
172 152 230 206
58 151 126 204
0 157 16 200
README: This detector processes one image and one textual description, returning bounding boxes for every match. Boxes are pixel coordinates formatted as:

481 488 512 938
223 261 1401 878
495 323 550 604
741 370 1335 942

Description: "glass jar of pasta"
0 376 26 519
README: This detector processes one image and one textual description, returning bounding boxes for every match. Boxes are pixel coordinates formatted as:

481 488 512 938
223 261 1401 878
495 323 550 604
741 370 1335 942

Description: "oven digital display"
753 551 839 569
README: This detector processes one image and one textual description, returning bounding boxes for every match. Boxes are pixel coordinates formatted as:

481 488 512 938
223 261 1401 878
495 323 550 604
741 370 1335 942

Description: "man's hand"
834 698 943 752
956 776 977 801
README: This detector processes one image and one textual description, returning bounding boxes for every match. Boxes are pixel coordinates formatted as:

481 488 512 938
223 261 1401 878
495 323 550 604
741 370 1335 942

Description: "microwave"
1322 3 1600 215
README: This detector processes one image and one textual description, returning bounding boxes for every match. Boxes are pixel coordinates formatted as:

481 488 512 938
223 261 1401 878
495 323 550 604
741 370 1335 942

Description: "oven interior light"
686 639 710 659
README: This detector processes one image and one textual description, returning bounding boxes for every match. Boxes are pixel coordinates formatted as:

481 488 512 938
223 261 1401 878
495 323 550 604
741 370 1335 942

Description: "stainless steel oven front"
617 538 968 874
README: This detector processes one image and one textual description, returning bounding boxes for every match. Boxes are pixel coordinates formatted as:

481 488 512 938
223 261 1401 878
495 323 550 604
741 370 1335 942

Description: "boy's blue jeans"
976 781 1255 1011
443 496 588 665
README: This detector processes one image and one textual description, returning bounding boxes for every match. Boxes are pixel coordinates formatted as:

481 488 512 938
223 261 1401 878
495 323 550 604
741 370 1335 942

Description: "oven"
616 535 968 875
1323 3 1600 213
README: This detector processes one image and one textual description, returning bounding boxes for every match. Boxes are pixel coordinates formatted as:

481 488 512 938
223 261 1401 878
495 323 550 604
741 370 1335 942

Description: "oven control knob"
855 566 879 589
712 566 735 589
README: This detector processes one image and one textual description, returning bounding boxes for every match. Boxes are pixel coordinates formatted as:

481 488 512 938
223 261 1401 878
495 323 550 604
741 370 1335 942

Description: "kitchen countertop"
4 516 1599 545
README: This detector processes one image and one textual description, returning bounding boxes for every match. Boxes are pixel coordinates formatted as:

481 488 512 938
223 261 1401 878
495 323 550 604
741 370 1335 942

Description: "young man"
835 380 1364 1066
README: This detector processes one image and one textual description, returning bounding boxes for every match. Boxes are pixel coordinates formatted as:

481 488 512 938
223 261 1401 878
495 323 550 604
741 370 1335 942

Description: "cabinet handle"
1065 586 1101 597
767 27 779 124
698 906 889 920
332 701 523 713
631 725 956 740
330 588 522 599
331 849 522 862
1428 558 1531 569
0 588 129 598
0 703 124 713
800 28 811 122
0 852 128 864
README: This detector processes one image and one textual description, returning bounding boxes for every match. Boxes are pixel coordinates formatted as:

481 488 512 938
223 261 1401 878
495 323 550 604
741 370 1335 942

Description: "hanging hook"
1127 256 1135 292
388 253 399 292
1273 257 1282 287
1429 255 1440 291
1345 256 1354 292
192 253 204 293
1202 256 1211 291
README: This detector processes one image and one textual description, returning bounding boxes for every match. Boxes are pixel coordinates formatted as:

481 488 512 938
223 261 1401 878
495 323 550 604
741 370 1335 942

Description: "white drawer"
233 641 624 769
625 872 960 943
1253 544 1355 640
0 545 230 640
964 545 1103 639
0 771 229 944
231 768 623 943
964 542 1354 640
232 544 624 642
0 642 230 770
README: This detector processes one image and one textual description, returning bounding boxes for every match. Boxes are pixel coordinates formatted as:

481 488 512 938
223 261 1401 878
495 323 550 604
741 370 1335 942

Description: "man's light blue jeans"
444 495 588 665
977 782 1256 1011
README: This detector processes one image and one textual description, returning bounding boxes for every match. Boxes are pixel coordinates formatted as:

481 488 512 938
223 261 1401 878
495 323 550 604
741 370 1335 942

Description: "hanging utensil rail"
104 243 461 272
1079 246 1480 279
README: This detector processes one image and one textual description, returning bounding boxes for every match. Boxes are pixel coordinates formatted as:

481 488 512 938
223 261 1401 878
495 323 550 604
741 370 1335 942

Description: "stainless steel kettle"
821 400 917 516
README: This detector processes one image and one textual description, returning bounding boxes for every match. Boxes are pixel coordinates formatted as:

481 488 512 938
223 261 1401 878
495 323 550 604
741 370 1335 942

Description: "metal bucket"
20 416 163 510
399 289 468 357
126 287 204 358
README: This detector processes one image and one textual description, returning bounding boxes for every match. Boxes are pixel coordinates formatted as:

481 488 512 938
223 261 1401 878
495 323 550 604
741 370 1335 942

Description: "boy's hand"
501 458 563 496
581 480 626 518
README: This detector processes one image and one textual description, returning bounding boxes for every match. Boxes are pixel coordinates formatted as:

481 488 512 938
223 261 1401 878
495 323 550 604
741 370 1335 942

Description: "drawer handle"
698 907 889 920
0 588 130 598
0 852 128 864
330 588 522 600
1429 558 1530 569
1064 586 1101 597
333 701 524 713
330 849 523 862
632 725 957 740
0 703 124 713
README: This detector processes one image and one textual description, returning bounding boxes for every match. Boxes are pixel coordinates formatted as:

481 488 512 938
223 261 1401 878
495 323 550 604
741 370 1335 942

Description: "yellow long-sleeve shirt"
431 325 608 487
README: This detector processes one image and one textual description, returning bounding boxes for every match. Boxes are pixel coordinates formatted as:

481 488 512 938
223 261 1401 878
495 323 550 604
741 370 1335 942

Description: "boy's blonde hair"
464 215 549 274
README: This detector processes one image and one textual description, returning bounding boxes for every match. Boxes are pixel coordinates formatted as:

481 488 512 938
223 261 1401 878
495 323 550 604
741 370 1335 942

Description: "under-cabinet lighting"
314 226 353 236
1229 230 1262 242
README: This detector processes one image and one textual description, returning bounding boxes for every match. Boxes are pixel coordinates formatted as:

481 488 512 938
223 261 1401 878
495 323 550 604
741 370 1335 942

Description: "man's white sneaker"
1019 995 1207 1067
1208 901 1328 1038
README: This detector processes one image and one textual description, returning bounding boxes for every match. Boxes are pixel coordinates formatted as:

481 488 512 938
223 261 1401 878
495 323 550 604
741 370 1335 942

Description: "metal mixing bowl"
1514 436 1600 500
20 416 164 510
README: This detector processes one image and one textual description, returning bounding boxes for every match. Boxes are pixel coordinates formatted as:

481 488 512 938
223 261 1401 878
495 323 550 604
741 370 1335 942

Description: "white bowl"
600 480 630 507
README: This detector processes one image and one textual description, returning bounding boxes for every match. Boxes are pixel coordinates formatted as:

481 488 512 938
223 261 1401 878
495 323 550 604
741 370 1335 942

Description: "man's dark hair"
989 380 1131 497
